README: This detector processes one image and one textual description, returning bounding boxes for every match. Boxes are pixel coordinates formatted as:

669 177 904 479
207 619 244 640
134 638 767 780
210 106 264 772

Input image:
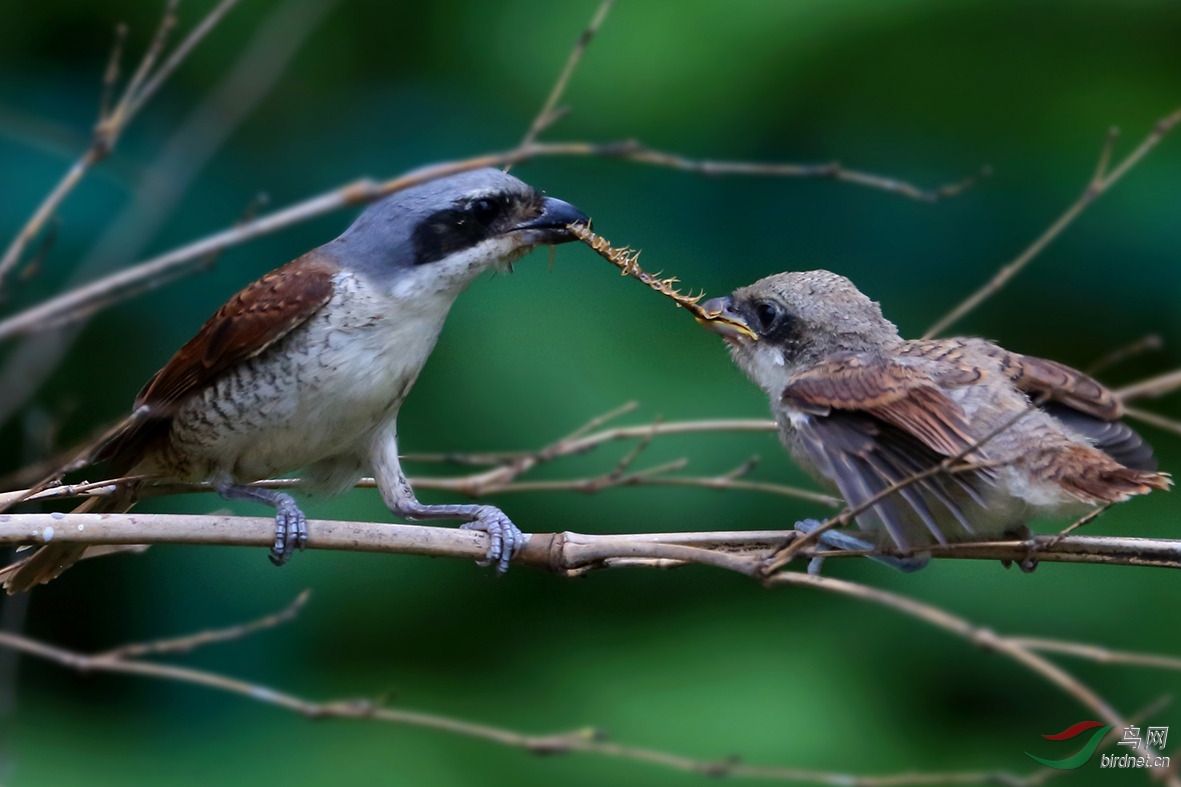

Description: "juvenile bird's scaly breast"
163 271 448 481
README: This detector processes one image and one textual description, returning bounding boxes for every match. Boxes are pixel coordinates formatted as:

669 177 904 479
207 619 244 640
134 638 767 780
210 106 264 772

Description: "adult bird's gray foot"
459 507 525 573
5 168 587 591
395 501 525 573
698 270 1169 567
216 482 308 566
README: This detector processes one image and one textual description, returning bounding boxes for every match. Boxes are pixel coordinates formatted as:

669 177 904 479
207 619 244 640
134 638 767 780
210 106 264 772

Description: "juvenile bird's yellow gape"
699 270 1170 572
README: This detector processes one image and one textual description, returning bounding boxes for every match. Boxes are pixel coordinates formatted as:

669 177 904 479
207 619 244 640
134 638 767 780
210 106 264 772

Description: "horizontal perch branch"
2 513 1178 572
3 512 1176 780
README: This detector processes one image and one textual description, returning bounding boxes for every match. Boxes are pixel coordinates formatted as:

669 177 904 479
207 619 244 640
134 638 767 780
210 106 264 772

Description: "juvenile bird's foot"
794 519 930 575
999 523 1038 573
215 482 308 566
461 506 527 573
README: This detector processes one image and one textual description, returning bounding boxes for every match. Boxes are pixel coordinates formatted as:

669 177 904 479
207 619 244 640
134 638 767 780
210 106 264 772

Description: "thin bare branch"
0 462 840 511
16 216 58 283
762 571 1174 775
924 107 1181 339
0 154 95 294
563 400 639 441
0 598 1027 787
1011 638 1181 672
1086 333 1162 375
511 0 614 157
0 413 827 512
1117 369 1181 403
401 417 778 465
1121 405 1181 439
106 0 180 129
95 589 310 661
0 404 836 508
98 23 130 123
3 513 1177 783
127 0 243 117
1050 504 1110 543
0 141 972 343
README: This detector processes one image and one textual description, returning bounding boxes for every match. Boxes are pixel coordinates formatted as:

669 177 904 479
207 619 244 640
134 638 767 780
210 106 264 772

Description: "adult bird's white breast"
168 269 449 481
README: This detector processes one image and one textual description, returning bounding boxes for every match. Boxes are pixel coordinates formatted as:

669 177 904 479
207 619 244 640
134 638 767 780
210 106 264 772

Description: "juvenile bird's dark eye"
470 198 502 226
755 301 780 331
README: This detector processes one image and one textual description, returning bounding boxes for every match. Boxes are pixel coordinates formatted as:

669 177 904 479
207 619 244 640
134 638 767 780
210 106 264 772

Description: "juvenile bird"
4 168 588 592
699 271 1168 570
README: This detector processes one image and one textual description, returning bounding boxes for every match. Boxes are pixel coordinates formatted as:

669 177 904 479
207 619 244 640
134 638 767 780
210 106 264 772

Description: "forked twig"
0 591 1045 787
0 0 243 293
924 108 1181 338
510 0 615 158
2 524 1176 782
0 141 977 344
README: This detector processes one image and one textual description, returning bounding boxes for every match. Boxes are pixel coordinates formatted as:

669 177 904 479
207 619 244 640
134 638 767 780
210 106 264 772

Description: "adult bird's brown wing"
4 253 338 594
96 252 337 471
782 352 994 549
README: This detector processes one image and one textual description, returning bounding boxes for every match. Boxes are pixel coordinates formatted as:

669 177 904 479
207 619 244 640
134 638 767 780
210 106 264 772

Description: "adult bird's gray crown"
4 168 589 592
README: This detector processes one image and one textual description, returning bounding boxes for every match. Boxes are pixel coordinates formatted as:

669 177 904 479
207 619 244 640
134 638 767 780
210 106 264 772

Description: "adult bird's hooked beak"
510 196 590 245
697 295 757 340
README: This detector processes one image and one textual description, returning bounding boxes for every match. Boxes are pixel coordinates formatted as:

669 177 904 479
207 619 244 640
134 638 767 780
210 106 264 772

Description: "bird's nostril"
700 296 734 318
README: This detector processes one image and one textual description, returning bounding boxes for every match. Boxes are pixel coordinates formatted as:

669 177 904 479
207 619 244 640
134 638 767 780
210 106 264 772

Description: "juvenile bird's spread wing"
1041 403 1157 471
994 350 1123 421
96 253 337 471
976 346 1160 472
781 352 994 549
878 342 1162 508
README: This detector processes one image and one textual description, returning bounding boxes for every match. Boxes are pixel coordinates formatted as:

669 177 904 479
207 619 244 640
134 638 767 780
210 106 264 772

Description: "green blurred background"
2 0 1180 784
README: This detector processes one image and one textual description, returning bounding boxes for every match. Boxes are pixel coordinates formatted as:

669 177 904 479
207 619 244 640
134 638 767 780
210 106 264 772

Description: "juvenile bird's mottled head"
699 270 900 395
326 167 588 295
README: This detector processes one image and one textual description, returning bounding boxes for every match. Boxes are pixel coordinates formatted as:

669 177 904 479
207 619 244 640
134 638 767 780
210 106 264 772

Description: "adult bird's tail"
1 491 139 594
1 410 150 594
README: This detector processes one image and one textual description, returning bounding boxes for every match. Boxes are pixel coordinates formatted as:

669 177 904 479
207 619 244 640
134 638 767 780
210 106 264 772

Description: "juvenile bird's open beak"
510 197 589 245
696 296 757 340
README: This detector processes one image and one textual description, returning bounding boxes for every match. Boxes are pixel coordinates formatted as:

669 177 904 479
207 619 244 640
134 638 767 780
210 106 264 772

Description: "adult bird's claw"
461 506 528 573
269 492 308 566
794 518 929 574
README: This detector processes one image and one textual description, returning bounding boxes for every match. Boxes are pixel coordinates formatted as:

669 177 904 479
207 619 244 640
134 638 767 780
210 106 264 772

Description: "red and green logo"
1026 721 1114 769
